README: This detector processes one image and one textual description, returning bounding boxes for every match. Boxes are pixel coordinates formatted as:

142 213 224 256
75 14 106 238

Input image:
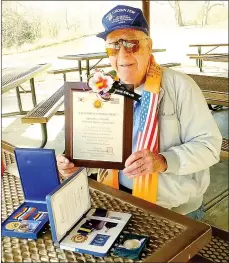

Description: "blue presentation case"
46 168 131 257
1 148 60 239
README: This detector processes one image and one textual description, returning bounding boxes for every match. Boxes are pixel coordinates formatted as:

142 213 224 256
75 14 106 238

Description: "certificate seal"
94 99 102 108
71 234 88 243
123 239 141 250
5 222 21 230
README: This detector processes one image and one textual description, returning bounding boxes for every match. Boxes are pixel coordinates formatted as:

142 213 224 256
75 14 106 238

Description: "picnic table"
57 49 166 81
201 54 228 63
2 63 51 117
1 147 229 263
187 43 229 72
58 52 108 81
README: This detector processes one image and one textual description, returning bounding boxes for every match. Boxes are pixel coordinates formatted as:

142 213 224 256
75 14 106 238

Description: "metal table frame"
58 52 108 81
2 63 51 117
189 44 229 72
58 49 166 81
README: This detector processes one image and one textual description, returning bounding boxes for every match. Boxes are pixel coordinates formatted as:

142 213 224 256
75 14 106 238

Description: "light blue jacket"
120 68 222 214
154 68 222 214
94 68 222 214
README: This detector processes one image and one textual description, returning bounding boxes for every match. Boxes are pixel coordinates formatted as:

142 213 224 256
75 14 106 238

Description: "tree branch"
168 1 175 9
155 1 168 5
208 2 224 12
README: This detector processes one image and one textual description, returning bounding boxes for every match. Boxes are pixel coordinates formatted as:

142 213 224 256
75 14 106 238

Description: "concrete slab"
203 197 229 231
212 109 228 139
2 115 65 155
203 159 228 205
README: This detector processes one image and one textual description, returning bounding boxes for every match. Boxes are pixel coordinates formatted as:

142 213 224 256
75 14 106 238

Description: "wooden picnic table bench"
221 137 229 159
21 86 64 148
2 63 51 117
188 53 228 63
188 73 228 159
161 62 181 68
187 44 229 72
201 54 228 63
188 73 228 108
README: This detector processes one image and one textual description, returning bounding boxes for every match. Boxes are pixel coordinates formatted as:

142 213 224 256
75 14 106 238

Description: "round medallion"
5 222 21 230
123 239 141 250
71 234 88 243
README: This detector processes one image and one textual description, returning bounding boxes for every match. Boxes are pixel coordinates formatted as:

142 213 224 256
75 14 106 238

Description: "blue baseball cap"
96 5 149 40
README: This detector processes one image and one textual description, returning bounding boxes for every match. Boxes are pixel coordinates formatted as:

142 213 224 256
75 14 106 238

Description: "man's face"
106 29 152 87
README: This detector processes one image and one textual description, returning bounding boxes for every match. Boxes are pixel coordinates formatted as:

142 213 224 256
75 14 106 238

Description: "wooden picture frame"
64 82 133 170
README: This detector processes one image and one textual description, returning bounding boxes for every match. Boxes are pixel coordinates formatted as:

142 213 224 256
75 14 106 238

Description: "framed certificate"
64 82 133 170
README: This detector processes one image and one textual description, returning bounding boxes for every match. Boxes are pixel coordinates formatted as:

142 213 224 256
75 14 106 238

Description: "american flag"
137 90 159 152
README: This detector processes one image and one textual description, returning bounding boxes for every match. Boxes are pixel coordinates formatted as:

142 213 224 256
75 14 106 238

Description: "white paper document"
72 92 124 162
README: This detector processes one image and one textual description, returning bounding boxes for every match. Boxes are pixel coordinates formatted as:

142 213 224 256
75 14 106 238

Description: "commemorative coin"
5 222 21 230
71 234 88 243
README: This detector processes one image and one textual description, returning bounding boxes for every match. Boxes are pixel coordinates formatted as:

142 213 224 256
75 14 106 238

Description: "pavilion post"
142 0 150 36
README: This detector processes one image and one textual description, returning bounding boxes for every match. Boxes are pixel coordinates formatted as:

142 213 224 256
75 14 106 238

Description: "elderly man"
57 5 222 220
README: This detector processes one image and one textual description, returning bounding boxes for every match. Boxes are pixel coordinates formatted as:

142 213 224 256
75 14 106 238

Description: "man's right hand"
56 155 79 178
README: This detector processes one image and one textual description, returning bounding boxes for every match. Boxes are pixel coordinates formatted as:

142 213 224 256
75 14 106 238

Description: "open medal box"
46 167 132 257
87 180 213 262
1 147 213 262
1 148 60 239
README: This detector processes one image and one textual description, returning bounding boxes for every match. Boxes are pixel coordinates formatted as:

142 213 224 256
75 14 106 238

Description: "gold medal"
71 234 88 243
5 222 21 230
94 99 102 108
124 239 141 250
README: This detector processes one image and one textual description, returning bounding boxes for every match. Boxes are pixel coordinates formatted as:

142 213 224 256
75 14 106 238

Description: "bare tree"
201 1 225 26
64 8 80 32
168 0 184 26
46 20 59 38
65 8 71 30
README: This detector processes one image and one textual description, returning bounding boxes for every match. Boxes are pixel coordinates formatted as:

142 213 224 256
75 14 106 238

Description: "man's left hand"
123 149 167 178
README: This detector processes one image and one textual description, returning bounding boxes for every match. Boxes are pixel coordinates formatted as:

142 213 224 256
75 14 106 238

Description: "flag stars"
139 92 150 132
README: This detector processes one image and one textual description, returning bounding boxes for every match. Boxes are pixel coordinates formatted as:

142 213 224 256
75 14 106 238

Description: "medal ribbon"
14 207 36 220
33 211 47 221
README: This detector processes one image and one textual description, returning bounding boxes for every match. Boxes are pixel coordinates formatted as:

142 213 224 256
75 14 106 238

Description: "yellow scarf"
97 55 162 204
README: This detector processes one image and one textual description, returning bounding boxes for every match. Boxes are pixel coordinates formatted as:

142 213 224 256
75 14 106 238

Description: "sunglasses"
105 38 149 56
